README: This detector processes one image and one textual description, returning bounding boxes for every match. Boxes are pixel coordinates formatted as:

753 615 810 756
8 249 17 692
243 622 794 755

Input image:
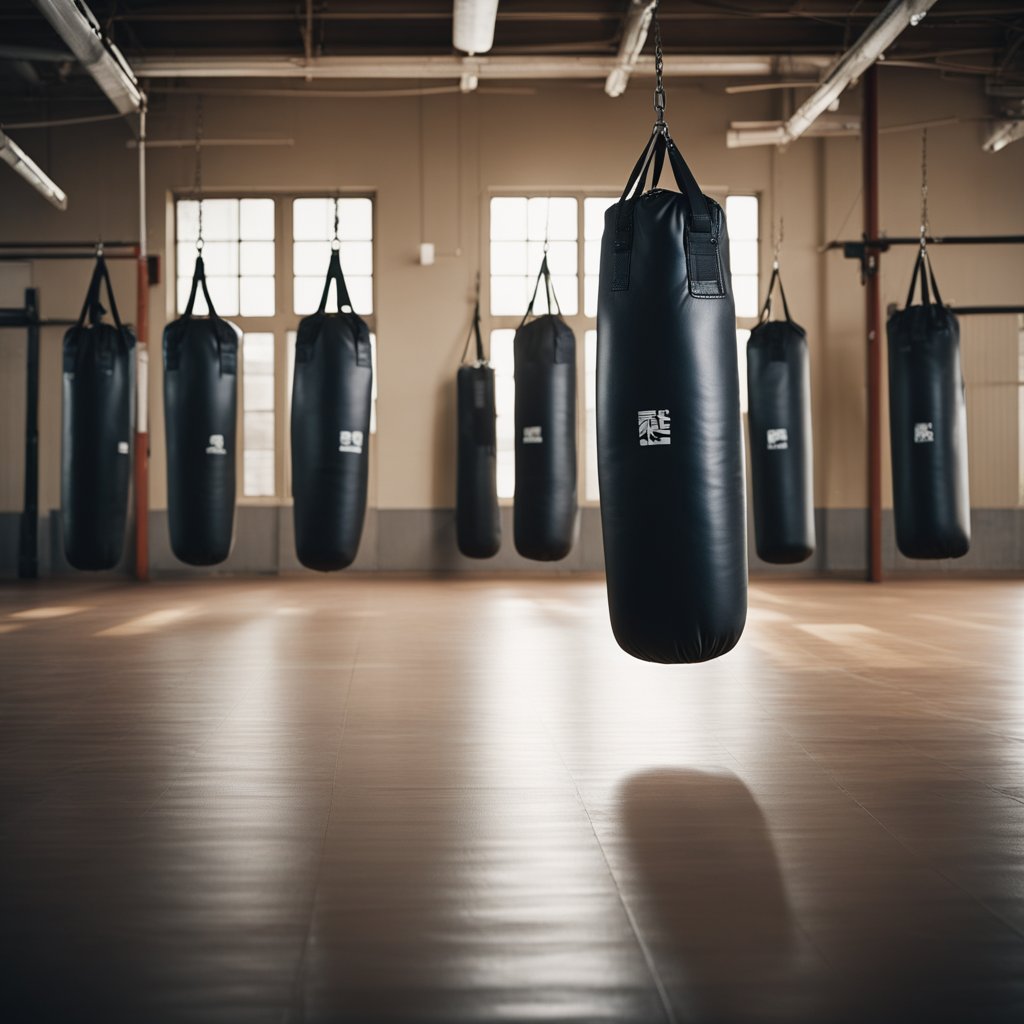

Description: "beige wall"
1 68 1021 525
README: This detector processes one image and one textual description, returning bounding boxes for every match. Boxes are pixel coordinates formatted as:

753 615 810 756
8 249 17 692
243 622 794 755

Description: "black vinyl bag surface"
456 299 501 558
597 131 747 663
513 256 577 561
163 255 240 566
887 248 970 559
291 250 373 571
747 264 815 564
61 255 135 571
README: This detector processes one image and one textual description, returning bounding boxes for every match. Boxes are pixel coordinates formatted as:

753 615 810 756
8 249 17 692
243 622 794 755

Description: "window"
489 329 517 499
175 198 275 317
173 194 375 501
293 197 373 316
584 330 599 502
725 194 761 414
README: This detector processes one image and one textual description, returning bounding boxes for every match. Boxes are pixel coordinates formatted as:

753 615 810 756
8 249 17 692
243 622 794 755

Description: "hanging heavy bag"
163 255 240 566
597 127 747 664
291 249 373 571
747 263 815 564
456 294 500 559
887 247 969 559
61 254 135 571
513 255 577 561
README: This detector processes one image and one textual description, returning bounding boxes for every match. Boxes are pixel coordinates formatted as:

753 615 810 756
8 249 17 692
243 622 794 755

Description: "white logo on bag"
638 409 671 446
117 441 129 455
205 434 227 455
523 426 543 444
914 422 934 444
767 428 789 451
339 429 364 454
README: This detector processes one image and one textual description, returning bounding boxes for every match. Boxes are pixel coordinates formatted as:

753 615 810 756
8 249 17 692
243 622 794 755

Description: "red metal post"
863 65 883 583
134 247 149 581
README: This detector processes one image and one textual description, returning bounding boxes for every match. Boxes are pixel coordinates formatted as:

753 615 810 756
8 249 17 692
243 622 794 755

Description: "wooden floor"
2 576 1024 1023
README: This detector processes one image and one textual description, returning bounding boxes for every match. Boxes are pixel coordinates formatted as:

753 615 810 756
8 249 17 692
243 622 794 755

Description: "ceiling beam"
0 129 68 210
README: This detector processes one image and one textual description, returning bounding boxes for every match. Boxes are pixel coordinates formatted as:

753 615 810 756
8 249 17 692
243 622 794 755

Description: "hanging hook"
332 194 340 251
95 239 104 258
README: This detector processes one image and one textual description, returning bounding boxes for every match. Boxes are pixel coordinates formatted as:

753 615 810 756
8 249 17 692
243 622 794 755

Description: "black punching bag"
513 256 577 561
163 255 240 566
456 297 500 558
887 247 969 559
597 129 747 663
747 264 815 564
291 250 373 571
61 255 135 571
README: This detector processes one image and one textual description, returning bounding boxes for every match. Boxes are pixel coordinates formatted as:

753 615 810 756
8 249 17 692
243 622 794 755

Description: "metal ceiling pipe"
0 129 68 210
728 0 937 147
453 0 500 56
983 119 1024 152
605 0 657 98
31 0 145 114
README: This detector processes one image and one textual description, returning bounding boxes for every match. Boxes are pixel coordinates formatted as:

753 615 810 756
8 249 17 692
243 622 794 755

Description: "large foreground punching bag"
291 250 373 571
61 255 135 570
513 256 577 561
747 264 815 564
163 255 240 566
597 130 747 663
456 297 500 558
887 247 969 559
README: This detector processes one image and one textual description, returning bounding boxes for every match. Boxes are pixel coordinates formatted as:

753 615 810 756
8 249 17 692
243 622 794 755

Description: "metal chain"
773 217 784 269
193 95 204 252
653 1 666 132
920 127 929 250
332 194 340 251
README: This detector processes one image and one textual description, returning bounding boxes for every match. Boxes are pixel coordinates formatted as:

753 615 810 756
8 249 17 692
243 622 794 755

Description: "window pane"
241 276 275 317
584 238 603 277
733 275 759 319
491 276 528 317
240 198 275 240
346 276 373 315
490 197 527 240
527 197 577 241
584 197 616 239
550 275 578 316
177 200 200 242
244 451 275 498
243 333 275 498
584 275 600 318
244 410 275 449
293 198 333 240
198 199 239 241
726 195 759 241
339 241 373 276
490 329 516 499
293 276 324 315
528 240 576 276
338 198 373 241
490 241 528 276
240 241 274 276
198 241 238 277
205 276 238 317
585 329 598 502
293 240 332 277
730 239 758 277
737 327 750 414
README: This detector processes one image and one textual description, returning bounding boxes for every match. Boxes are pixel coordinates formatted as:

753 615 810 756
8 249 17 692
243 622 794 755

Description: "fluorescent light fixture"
729 0 936 147
32 0 145 114
605 0 657 98
0 129 68 210
453 0 500 56
983 120 1024 153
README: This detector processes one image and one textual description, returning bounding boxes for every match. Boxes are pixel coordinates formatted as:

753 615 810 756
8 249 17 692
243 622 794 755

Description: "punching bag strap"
461 275 486 365
519 254 561 329
758 264 794 324
905 246 945 311
183 255 219 319
318 249 354 314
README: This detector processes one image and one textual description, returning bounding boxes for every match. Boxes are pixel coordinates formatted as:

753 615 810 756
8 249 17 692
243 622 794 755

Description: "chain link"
920 127 929 250
773 217 784 269
653 1 666 131
332 194 340 250
193 95 204 252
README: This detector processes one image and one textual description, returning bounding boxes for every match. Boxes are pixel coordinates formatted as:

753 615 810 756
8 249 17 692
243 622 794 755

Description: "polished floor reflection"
2 576 1024 1022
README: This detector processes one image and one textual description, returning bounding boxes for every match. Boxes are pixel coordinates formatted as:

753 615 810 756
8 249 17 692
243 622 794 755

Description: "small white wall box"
419 243 436 266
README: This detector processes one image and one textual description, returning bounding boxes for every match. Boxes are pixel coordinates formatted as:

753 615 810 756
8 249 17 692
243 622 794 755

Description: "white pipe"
137 107 147 434
605 0 657 98
131 53 825 80
31 0 145 115
453 0 500 56
728 0 937 148
0 129 68 210
983 120 1024 153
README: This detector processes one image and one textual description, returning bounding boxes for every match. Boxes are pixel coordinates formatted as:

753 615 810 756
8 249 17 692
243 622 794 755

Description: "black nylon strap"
460 298 486 364
758 264 793 324
318 249 354 313
74 255 127 336
183 255 218 319
519 254 562 329
905 246 944 310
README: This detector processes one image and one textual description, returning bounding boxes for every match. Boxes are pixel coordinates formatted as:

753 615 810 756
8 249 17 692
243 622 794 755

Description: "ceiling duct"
453 0 500 57
31 0 145 114
605 0 657 98
0 129 68 210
